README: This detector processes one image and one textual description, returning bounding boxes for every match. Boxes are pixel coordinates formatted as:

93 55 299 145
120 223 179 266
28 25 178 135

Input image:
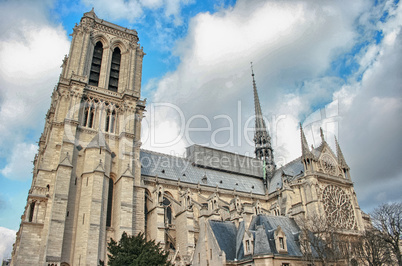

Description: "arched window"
162 197 172 226
89 42 103 86
28 201 35 222
106 178 114 227
88 108 94 128
108 47 121 92
82 103 95 128
105 109 116 133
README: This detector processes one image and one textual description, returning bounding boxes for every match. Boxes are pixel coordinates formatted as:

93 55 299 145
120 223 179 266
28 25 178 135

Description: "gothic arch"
164 190 174 199
109 39 127 53
108 46 122 92
162 191 175 226
109 172 117 182
92 33 109 48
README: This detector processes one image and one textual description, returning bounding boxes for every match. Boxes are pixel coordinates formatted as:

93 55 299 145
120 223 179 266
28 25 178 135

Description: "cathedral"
11 10 367 266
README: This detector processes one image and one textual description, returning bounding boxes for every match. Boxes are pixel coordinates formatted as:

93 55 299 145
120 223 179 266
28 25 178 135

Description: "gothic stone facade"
11 11 365 266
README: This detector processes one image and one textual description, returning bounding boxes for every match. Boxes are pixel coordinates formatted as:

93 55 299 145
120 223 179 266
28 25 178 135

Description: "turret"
335 136 351 179
300 123 315 173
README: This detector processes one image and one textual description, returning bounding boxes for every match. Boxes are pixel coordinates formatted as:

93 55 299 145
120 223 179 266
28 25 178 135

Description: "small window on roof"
279 237 285 249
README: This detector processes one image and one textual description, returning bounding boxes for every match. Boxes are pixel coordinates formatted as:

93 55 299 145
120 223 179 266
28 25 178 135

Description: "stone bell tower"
11 9 146 266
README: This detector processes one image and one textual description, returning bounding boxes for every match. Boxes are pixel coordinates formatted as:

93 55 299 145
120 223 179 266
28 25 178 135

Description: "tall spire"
251 62 275 181
335 136 349 170
252 62 268 135
300 123 314 160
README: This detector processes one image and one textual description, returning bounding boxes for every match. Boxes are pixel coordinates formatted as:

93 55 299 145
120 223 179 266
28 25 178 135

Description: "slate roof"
235 221 246 260
140 144 307 196
269 158 304 194
254 224 272 255
209 220 237 261
208 215 303 262
248 215 303 257
140 150 266 195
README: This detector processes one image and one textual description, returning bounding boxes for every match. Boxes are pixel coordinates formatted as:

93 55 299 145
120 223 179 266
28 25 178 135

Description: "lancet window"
82 102 95 128
108 47 121 92
106 177 114 227
28 201 36 222
162 197 172 226
89 42 103 86
105 109 116 133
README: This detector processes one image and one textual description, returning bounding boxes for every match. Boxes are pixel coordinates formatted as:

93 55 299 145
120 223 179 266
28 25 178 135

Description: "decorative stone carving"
322 185 355 229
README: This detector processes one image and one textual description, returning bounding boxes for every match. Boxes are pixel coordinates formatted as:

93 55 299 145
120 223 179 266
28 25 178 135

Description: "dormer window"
243 231 254 256
108 47 121 92
89 42 103 86
275 226 288 254
279 237 285 249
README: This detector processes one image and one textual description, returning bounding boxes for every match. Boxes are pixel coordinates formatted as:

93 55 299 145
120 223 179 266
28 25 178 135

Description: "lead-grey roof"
254 225 272 255
208 215 303 262
248 215 303 257
209 220 237 261
140 150 266 195
235 221 246 260
268 158 304 194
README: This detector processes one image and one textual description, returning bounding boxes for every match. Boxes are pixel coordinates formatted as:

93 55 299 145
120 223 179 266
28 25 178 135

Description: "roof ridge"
275 156 302 171
140 148 188 160
188 144 257 159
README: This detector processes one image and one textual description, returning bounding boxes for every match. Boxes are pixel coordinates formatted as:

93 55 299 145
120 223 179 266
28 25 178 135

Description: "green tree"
106 232 172 266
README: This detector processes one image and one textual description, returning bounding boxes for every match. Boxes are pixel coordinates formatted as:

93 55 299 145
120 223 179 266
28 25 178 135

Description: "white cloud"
0 143 37 180
0 1 70 181
142 0 402 213
82 0 194 24
82 0 144 22
327 1 402 210
143 0 367 160
0 227 16 262
0 24 66 81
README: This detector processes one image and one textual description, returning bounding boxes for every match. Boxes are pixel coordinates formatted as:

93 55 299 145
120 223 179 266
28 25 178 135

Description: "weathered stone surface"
12 9 365 266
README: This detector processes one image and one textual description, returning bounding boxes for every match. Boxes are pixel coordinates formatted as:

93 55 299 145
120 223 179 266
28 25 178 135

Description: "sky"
0 0 401 261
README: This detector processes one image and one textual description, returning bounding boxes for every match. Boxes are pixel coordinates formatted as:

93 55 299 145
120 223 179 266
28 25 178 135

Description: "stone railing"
29 186 49 198
86 85 120 98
